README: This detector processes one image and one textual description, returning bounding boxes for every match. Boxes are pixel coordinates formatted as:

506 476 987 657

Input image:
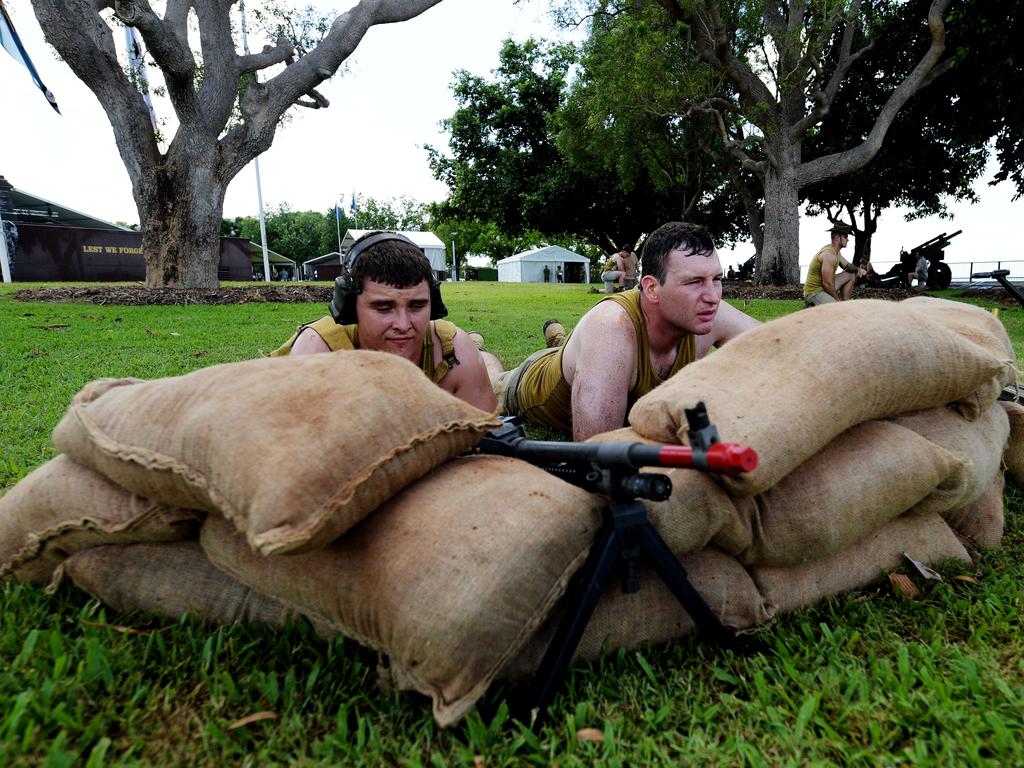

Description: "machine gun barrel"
491 437 757 476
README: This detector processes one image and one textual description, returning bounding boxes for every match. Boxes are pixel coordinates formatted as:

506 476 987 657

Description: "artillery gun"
872 229 962 290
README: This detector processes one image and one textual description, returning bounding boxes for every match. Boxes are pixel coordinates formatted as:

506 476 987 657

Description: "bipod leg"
636 523 763 655
516 503 628 724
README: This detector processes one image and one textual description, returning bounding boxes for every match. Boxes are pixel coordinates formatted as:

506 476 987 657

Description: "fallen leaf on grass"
144 328 156 335
228 711 279 730
953 574 981 584
888 573 920 599
80 619 154 636
29 346 48 358
194 350 208 358
170 331 181 337
29 323 69 330
576 728 604 743
903 552 944 581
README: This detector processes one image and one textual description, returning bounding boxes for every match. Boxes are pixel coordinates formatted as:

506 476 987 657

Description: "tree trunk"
137 154 227 289
757 140 801 286
31 0 445 289
853 202 879 266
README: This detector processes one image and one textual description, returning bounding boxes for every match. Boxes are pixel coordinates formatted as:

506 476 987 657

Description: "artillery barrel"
910 229 962 255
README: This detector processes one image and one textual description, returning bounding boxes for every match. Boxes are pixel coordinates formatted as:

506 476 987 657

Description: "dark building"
0 175 257 282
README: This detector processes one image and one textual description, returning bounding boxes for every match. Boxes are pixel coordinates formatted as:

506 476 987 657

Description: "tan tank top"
804 244 838 297
271 316 459 385
513 289 696 432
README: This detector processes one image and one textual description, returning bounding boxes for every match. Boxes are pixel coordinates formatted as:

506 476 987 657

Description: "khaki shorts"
804 290 836 306
492 347 559 417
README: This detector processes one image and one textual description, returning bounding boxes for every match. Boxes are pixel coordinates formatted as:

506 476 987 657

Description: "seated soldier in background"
474 221 760 440
596 247 627 293
272 231 496 412
803 222 866 305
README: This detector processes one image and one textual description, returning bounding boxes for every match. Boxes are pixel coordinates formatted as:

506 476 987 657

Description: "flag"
350 193 356 213
335 202 341 223
124 26 157 131
0 1 60 114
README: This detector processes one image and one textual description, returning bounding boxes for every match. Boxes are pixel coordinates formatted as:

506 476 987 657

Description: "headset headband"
329 231 448 324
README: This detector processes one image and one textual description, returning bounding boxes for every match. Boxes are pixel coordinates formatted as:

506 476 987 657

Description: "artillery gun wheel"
927 262 952 290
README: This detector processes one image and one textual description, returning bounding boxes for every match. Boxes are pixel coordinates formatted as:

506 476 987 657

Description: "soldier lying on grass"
273 231 496 412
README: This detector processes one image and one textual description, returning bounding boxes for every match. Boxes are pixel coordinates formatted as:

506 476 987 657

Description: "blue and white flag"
0 1 60 114
350 192 356 213
335 202 341 223
124 26 157 132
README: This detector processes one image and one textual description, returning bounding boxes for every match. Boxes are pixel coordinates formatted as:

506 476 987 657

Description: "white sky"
1 0 1020 276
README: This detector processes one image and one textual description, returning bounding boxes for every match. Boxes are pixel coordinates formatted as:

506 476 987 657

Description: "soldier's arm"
444 329 498 412
567 304 638 441
290 327 331 355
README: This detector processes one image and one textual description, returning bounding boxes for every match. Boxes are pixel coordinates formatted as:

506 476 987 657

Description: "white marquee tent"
496 245 590 284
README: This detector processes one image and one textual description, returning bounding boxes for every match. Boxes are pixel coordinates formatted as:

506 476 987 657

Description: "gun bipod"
516 495 763 725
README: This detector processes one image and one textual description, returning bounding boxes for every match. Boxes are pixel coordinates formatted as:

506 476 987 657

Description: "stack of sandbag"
3 350 619 725
626 296 1018 616
49 351 499 555
2 350 497 583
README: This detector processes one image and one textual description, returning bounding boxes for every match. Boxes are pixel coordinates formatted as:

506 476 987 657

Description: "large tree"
557 11 749 248
31 0 444 288
804 0 1024 266
568 0 952 283
428 38 688 254
658 0 954 284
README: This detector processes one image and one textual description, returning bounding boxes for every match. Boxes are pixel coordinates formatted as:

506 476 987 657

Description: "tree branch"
220 0 443 177
798 0 953 188
32 0 161 177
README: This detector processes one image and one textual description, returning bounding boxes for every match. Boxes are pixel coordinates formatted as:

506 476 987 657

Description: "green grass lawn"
2 281 1023 766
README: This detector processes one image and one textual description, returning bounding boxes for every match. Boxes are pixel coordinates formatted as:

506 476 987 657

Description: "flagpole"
238 0 271 283
0 210 11 283
335 194 342 255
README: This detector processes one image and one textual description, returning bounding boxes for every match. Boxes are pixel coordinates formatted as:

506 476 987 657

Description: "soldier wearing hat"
803 221 865 305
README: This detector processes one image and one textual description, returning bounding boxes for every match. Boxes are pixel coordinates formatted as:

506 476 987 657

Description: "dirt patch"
721 283 916 302
13 285 332 306
8 282 963 306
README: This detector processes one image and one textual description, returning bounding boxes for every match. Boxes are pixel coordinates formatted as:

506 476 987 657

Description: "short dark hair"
349 232 434 290
640 222 716 284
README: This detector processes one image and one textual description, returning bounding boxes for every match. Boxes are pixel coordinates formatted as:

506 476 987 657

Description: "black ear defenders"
329 232 448 325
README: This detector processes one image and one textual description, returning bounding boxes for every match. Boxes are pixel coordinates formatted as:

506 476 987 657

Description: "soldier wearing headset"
272 231 497 412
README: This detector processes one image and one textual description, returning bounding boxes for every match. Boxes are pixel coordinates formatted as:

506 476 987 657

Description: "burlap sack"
892 402 1009 514
501 547 772 680
751 512 970 614
61 541 336 638
901 296 1016 362
943 471 1005 550
629 299 1013 496
641 420 959 567
0 455 199 584
200 455 605 727
1000 400 1024 485
52 351 499 555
